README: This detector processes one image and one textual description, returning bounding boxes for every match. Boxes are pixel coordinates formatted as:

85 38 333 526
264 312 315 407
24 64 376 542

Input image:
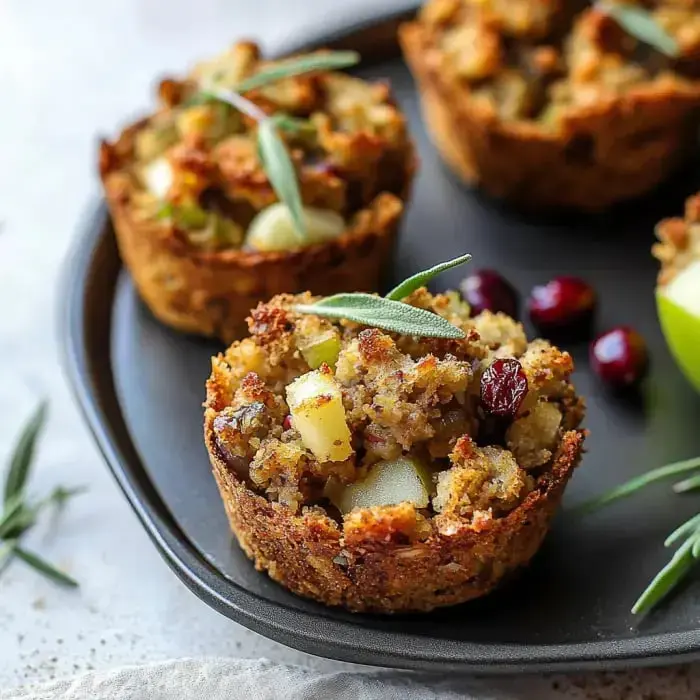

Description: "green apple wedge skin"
298 332 341 370
326 456 433 515
657 291 700 393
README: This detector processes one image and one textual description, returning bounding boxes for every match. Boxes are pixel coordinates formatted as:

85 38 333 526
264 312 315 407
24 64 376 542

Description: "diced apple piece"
141 157 173 200
286 368 352 462
246 203 345 252
657 260 700 392
326 457 432 515
298 331 342 370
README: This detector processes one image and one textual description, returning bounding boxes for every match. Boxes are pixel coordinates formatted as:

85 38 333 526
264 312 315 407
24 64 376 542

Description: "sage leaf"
598 3 679 57
202 88 268 121
258 119 306 240
4 401 48 506
13 546 78 588
236 51 360 93
294 294 466 339
386 254 472 301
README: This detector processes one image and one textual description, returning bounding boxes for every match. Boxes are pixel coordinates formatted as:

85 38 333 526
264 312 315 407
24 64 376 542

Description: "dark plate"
62 7 700 674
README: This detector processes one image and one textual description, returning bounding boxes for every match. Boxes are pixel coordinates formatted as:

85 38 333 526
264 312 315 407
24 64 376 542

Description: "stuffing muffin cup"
204 288 586 613
653 192 700 392
99 42 416 342
400 0 700 211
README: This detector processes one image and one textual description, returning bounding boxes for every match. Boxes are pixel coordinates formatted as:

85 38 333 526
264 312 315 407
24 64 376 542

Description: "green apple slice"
286 369 352 462
246 203 345 252
326 457 433 515
298 331 342 370
657 259 700 392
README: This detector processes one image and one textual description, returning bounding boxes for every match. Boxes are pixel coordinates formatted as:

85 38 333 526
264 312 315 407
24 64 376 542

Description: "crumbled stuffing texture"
653 192 700 287
99 41 411 250
208 289 584 527
415 0 700 125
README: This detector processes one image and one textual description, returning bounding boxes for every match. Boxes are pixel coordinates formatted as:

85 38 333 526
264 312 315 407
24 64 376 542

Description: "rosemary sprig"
0 402 84 588
579 454 700 614
294 254 472 339
597 2 680 57
204 87 306 240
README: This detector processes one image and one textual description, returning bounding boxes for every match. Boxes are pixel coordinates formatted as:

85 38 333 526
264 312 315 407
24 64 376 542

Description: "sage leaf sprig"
597 2 680 57
294 254 473 339
234 51 360 93
190 51 361 240
386 253 472 301
578 454 700 614
0 402 84 589
205 87 307 240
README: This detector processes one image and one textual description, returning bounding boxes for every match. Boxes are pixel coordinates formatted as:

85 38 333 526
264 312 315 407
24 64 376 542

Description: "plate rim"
61 7 700 672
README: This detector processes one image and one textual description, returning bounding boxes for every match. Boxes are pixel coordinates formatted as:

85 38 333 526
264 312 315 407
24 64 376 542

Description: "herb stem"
632 536 697 615
203 88 269 122
673 474 700 494
575 456 700 514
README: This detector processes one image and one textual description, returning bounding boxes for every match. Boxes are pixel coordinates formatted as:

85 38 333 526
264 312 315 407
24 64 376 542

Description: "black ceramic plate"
62 7 700 674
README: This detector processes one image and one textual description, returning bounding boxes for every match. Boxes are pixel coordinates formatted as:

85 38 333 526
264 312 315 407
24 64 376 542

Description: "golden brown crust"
400 4 700 211
203 290 586 613
105 178 405 341
208 416 584 613
100 42 416 341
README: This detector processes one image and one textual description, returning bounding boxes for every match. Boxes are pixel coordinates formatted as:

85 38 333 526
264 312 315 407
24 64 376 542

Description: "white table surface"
1 1 700 696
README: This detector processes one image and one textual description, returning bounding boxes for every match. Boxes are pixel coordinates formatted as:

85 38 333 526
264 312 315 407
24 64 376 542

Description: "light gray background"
0 0 699 696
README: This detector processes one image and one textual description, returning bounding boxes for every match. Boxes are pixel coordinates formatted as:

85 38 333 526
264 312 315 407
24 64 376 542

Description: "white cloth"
3 659 700 700
0 659 512 700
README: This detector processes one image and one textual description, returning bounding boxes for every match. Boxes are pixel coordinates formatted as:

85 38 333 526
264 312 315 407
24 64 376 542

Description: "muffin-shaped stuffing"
100 42 415 341
653 192 700 391
204 288 586 612
654 192 700 288
400 0 700 210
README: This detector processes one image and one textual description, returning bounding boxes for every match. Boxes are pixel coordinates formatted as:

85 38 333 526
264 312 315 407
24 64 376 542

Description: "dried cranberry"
590 327 648 388
283 414 293 431
528 276 596 339
460 269 518 317
480 359 529 418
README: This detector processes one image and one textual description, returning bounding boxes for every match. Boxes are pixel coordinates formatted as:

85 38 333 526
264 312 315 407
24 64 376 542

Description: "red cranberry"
460 269 518 317
283 414 293 431
590 327 648 387
480 358 529 418
528 276 596 339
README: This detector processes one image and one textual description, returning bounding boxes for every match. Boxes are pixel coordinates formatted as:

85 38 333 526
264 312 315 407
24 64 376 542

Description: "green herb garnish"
235 51 360 93
597 2 680 57
579 455 700 614
0 402 84 588
294 254 472 339
386 254 472 301
204 87 306 240
183 51 361 241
